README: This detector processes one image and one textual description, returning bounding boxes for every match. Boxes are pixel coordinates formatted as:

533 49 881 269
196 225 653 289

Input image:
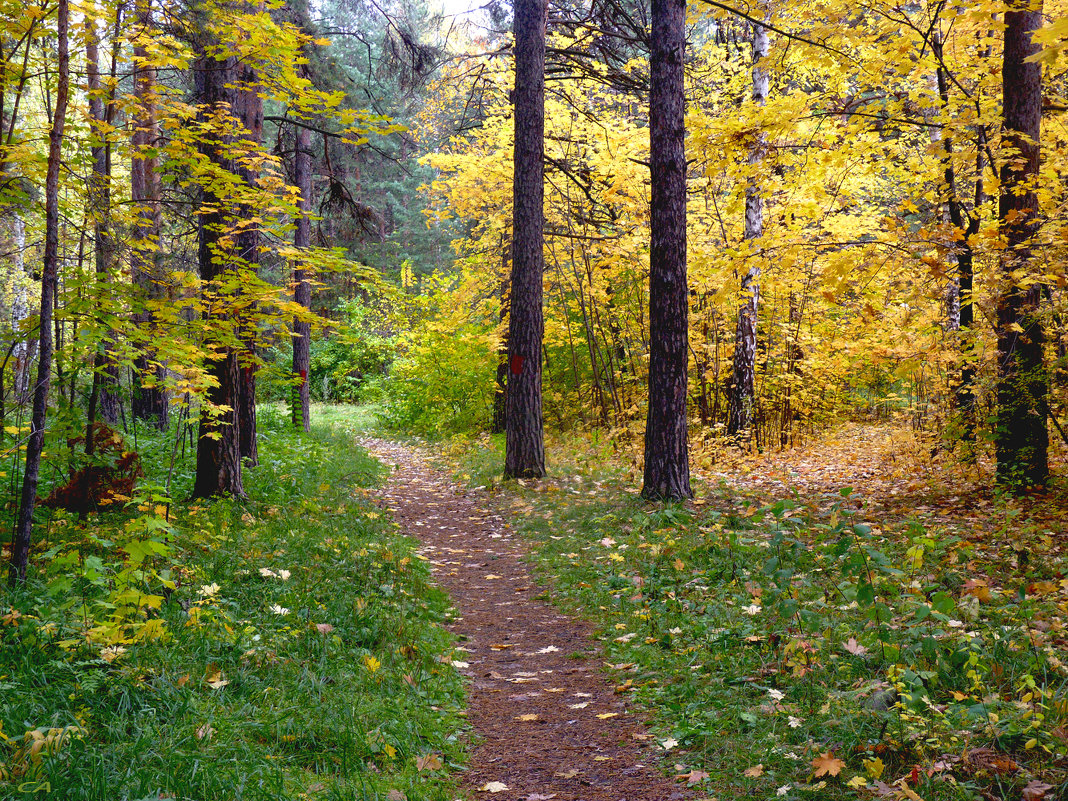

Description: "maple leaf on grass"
811 751 845 778
416 753 443 771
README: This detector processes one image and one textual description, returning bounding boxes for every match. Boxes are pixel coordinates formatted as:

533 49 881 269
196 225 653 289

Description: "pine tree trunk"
504 0 546 479
130 0 168 430
292 122 312 433
641 0 691 501
9 0 67 584
995 3 1047 488
234 58 262 467
727 15 768 440
86 14 121 426
191 48 245 499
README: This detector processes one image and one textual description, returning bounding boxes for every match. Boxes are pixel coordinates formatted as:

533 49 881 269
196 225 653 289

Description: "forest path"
362 438 693 801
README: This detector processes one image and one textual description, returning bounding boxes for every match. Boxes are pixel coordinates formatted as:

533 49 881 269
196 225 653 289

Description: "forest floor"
363 437 696 801
397 420 1068 801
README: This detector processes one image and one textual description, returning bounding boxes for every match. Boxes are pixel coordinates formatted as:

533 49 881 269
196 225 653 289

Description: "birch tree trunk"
727 13 768 440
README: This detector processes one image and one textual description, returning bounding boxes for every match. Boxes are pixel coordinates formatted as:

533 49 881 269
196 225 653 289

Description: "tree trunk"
10 213 31 404
504 0 546 479
292 121 312 432
86 14 121 426
234 57 262 467
130 0 168 430
9 0 67 585
641 0 691 501
727 14 769 440
995 3 1047 488
191 48 245 499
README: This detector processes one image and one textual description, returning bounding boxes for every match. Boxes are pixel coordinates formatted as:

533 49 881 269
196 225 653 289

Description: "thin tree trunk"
292 121 312 433
995 3 1047 488
642 0 691 501
9 0 68 585
10 213 30 403
727 13 768 440
504 0 546 479
130 0 168 430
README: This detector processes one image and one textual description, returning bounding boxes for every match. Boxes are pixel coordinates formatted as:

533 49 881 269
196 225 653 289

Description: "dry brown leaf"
516 713 539 721
195 723 214 741
1022 780 1055 800
525 794 557 801
554 769 579 778
386 791 407 801
843 637 868 657
743 764 764 778
677 769 710 784
811 751 845 778
416 753 443 771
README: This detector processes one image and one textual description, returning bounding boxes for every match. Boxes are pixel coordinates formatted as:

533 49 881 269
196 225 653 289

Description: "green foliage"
0 408 465 799
379 272 497 436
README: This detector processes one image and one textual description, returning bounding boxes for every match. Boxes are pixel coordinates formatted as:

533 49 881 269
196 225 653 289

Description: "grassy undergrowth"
450 432 1068 801
0 405 464 801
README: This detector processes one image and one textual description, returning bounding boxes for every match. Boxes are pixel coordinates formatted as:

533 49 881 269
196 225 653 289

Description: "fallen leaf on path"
516 714 539 721
596 712 619 719
536 645 560 653
593 756 612 761
811 752 845 778
490 643 515 650
569 702 590 709
526 794 557 800
481 782 509 793
554 769 579 778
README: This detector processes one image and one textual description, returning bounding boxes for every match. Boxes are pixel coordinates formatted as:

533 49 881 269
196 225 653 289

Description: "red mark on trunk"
510 354 524 375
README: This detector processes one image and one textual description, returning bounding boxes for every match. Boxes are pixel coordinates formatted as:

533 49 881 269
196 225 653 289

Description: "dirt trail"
363 439 692 801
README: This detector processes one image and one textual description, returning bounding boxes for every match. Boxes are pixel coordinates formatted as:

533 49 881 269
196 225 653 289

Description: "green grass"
450 432 1068 801
0 405 465 801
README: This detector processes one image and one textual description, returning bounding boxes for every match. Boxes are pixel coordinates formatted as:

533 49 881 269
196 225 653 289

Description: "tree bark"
130 0 168 430
234 57 262 466
727 13 768 440
641 0 691 501
995 3 1047 488
9 0 68 584
504 0 547 479
191 47 245 499
86 13 121 426
292 121 312 433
